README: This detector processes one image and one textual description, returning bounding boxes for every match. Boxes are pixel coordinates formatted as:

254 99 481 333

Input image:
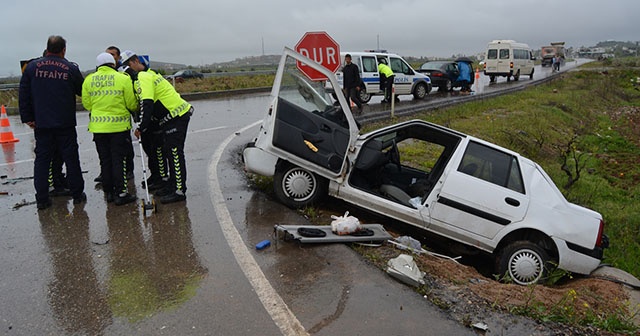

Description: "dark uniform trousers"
382 75 395 102
141 124 166 184
93 131 131 195
161 110 191 193
34 127 84 202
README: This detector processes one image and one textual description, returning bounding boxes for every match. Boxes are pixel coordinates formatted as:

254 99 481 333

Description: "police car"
327 51 432 103
243 47 608 285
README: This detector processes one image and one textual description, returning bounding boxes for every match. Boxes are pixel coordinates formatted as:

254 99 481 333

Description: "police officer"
19 35 86 209
120 50 167 193
82 53 139 205
122 50 193 204
99 46 136 182
378 59 395 103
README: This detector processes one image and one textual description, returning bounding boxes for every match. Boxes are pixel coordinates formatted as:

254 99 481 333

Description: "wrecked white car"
243 47 608 285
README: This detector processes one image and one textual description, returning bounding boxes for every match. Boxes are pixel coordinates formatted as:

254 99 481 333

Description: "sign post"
294 31 340 81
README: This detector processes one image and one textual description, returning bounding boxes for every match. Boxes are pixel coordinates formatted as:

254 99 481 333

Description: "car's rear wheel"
529 68 534 80
514 70 521 81
489 75 496 83
274 162 328 208
440 79 452 92
496 241 552 285
413 82 428 99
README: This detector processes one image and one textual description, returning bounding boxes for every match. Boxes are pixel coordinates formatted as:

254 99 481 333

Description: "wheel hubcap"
416 85 426 98
508 249 543 285
283 168 316 201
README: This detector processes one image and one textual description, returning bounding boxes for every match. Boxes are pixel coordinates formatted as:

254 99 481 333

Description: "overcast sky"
1 0 638 78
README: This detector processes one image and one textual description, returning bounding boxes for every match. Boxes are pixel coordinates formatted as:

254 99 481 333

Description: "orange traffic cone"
0 105 19 144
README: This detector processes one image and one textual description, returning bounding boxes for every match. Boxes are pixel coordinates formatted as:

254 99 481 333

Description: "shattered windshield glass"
278 55 336 112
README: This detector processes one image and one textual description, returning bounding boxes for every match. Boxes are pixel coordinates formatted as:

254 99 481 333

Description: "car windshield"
278 56 337 115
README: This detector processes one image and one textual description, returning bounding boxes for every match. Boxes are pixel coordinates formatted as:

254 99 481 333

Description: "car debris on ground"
386 253 425 287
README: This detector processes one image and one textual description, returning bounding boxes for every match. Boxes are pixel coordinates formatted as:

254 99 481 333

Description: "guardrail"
357 71 563 124
0 83 19 90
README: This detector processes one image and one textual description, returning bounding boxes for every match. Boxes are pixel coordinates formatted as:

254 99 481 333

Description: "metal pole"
390 84 395 118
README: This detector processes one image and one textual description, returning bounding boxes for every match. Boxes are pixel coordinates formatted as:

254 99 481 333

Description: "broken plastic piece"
256 239 271 250
472 322 488 331
386 254 425 287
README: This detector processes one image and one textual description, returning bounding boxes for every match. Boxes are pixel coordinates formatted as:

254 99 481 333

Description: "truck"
540 42 565 67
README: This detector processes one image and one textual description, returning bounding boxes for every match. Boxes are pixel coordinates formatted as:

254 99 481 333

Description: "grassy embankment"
369 57 640 280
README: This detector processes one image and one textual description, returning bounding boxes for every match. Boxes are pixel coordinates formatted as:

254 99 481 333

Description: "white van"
328 51 432 103
483 40 535 82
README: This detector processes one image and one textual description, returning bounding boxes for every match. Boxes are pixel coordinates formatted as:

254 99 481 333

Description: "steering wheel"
389 140 401 172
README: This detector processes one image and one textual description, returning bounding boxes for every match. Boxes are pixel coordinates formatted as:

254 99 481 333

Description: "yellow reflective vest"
82 66 138 133
136 69 192 120
378 63 394 77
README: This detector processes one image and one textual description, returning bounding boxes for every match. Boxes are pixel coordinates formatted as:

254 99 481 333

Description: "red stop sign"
295 31 341 81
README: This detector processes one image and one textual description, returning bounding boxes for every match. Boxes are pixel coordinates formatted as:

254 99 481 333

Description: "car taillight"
433 73 444 77
595 219 605 247
510 62 514 68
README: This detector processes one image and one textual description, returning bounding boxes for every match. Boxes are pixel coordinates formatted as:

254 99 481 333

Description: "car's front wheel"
496 241 552 285
273 162 328 208
358 88 371 103
413 82 428 99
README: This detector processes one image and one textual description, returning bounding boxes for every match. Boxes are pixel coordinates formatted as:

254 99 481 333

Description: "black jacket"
342 63 361 89
19 55 83 128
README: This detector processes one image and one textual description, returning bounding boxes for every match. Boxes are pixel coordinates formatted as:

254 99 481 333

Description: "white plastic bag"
330 211 361 235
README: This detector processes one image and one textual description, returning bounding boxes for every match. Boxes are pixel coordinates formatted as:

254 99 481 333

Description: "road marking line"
208 121 308 336
190 126 228 134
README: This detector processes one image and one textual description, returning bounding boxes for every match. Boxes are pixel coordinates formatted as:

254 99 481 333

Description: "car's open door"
264 47 359 181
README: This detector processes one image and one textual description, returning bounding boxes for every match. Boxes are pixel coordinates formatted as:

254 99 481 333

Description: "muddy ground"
300 203 638 336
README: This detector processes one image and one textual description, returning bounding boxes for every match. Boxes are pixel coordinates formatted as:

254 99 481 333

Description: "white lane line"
190 126 228 134
208 121 308 336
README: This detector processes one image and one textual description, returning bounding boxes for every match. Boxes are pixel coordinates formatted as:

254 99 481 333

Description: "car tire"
358 88 371 103
489 75 496 83
273 162 328 209
496 241 553 285
529 68 534 80
441 79 452 92
514 70 520 81
412 82 428 99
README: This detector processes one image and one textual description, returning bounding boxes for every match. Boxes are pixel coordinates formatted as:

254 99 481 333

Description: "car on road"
165 69 204 82
417 61 474 92
243 47 608 285
484 40 535 82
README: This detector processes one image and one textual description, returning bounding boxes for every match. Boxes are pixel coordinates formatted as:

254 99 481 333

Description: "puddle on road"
36 202 207 332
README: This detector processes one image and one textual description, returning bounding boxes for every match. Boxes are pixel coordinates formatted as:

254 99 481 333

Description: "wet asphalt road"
0 62 584 335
